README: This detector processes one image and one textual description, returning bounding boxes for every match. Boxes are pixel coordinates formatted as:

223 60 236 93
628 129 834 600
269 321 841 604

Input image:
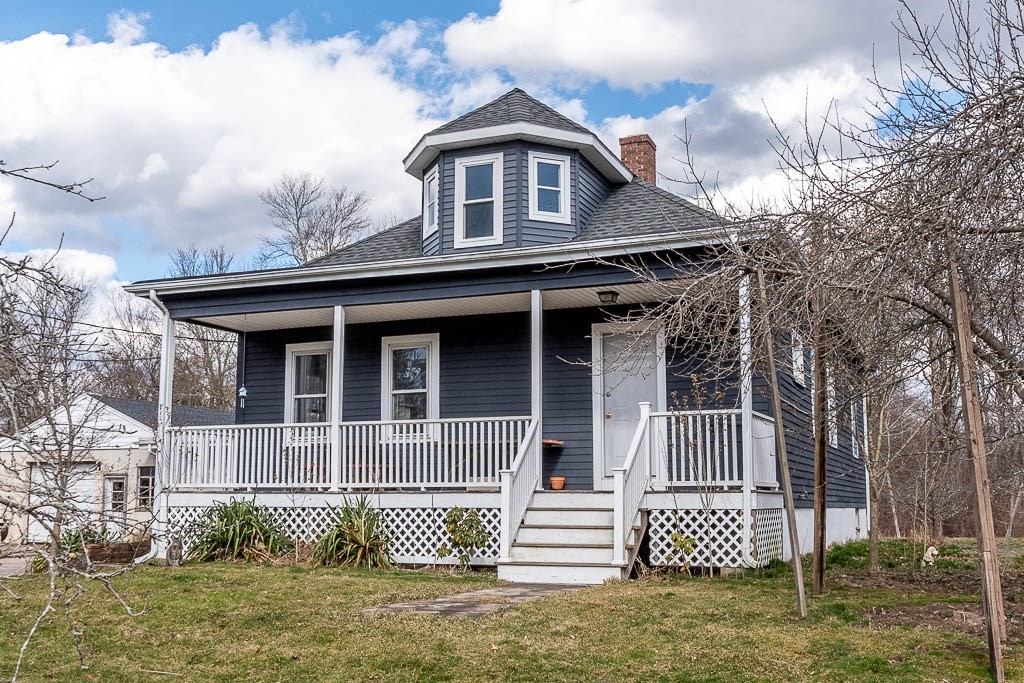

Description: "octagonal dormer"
405 89 633 256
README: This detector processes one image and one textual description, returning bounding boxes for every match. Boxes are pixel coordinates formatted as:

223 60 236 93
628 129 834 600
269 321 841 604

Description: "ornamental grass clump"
312 496 393 570
188 498 291 562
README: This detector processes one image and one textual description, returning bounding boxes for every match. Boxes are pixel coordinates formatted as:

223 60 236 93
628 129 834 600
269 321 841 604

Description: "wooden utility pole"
946 238 1005 682
755 268 808 618
811 288 829 595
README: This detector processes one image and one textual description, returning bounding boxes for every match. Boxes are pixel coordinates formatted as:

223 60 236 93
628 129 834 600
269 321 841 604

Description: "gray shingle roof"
428 88 593 137
94 396 234 429
574 179 724 241
304 180 725 268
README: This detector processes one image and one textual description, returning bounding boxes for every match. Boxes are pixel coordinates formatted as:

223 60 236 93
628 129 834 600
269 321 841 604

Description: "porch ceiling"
192 283 665 332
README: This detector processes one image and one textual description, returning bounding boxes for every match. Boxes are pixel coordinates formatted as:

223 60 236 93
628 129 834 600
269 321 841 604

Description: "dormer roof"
427 88 592 137
404 89 632 184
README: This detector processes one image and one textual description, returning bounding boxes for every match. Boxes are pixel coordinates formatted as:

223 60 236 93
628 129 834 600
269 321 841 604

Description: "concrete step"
515 524 613 545
497 561 625 585
523 507 613 527
512 543 614 564
531 491 613 509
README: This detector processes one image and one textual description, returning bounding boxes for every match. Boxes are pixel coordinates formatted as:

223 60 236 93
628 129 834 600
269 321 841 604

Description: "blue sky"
0 1 908 286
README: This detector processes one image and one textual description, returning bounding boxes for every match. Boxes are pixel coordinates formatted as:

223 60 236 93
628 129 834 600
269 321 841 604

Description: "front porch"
154 283 784 577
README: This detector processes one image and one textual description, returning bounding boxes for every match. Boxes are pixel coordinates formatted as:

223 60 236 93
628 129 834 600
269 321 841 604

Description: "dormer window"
528 151 570 224
422 166 438 238
454 152 503 248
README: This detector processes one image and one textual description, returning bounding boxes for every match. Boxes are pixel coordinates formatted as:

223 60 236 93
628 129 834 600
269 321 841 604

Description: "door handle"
605 412 613 419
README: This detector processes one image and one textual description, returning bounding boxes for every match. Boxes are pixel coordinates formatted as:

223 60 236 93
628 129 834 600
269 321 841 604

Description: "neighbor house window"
422 166 438 238
285 341 332 423
104 475 127 515
454 152 503 248
137 466 155 510
381 334 439 421
791 332 806 386
850 403 861 459
528 151 570 224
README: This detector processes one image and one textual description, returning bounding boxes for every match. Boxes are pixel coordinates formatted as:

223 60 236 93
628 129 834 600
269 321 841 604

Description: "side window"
381 334 439 421
528 151 570 224
422 166 438 238
791 332 805 386
285 342 332 423
137 466 155 510
826 376 838 448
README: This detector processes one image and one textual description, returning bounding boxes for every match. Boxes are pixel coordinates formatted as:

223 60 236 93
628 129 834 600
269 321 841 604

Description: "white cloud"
107 10 150 45
0 22 444 265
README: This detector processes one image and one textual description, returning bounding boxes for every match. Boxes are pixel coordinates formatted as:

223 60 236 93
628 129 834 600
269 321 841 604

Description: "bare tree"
257 172 371 267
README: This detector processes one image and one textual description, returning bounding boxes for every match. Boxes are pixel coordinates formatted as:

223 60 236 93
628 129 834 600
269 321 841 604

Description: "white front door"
594 329 661 490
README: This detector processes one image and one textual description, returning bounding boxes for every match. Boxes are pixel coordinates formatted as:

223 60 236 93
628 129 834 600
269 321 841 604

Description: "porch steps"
498 491 644 585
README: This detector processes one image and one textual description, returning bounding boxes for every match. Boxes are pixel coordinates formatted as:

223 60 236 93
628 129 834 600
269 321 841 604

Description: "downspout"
135 289 170 565
738 276 758 569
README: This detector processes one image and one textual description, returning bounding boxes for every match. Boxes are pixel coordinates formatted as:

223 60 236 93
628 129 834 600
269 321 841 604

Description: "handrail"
613 402 653 566
499 418 540 561
167 416 533 432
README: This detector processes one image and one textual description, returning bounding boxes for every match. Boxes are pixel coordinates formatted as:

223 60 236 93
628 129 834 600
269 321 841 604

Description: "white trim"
454 152 504 249
380 333 440 421
403 121 632 184
591 322 667 491
284 341 333 423
422 165 439 238
527 151 571 224
126 229 733 297
739 275 755 564
791 332 806 386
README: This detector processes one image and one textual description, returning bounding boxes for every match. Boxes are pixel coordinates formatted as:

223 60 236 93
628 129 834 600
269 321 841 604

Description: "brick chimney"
619 134 657 184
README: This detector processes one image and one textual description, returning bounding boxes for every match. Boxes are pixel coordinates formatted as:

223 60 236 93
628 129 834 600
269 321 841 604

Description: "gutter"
134 290 169 566
124 226 738 298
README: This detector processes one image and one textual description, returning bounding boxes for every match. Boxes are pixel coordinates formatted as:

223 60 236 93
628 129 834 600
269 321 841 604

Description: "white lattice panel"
166 504 500 566
751 508 784 564
648 508 745 568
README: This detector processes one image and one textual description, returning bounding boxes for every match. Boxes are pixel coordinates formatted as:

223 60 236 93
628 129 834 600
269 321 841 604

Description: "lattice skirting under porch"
648 507 784 568
166 504 501 566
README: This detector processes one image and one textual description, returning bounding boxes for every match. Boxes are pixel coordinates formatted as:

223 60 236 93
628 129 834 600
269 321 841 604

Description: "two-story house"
126 89 868 583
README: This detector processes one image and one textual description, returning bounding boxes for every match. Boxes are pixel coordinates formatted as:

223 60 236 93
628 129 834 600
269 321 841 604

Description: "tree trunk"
947 238 1005 681
1006 484 1021 541
868 477 882 574
811 289 829 596
886 471 902 538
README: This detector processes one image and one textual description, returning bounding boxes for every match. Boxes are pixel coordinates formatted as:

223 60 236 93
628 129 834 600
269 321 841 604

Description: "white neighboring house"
0 395 231 545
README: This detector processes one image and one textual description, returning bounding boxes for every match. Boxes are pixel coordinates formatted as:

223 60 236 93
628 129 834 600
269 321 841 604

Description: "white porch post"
531 289 543 485
154 305 176 557
739 275 755 562
330 305 345 491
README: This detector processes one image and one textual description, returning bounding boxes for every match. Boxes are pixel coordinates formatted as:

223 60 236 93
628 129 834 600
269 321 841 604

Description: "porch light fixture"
597 290 619 305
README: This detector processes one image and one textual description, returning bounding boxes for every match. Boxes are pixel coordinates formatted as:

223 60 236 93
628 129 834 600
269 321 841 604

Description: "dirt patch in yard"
867 602 1024 643
835 568 1024 601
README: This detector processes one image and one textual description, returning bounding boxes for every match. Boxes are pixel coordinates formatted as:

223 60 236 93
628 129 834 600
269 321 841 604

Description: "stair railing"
499 418 541 562
613 402 653 566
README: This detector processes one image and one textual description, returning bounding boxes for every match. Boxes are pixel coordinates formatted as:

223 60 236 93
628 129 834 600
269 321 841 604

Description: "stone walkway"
0 557 30 578
364 583 580 617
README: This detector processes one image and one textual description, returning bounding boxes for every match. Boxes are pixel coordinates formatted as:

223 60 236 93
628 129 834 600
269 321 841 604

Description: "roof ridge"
427 88 592 137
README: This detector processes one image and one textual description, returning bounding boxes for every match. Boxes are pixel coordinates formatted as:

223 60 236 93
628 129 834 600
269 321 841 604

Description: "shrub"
312 496 393 570
437 507 490 569
188 499 291 562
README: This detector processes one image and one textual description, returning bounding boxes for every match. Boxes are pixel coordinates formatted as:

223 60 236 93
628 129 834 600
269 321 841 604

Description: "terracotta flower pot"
549 476 566 490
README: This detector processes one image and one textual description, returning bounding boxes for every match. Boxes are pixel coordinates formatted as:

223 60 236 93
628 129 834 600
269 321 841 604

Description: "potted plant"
549 476 566 490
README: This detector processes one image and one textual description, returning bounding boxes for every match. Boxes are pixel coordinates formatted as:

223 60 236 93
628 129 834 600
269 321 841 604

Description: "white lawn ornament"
921 546 939 568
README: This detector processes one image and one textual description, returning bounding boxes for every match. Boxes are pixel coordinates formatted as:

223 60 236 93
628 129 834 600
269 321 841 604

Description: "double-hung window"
528 151 570 223
285 341 332 423
381 334 439 421
826 376 838 448
422 166 438 238
454 153 503 248
137 466 155 510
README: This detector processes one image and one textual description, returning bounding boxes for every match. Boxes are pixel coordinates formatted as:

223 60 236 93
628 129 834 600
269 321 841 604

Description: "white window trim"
826 376 838 448
284 341 333 423
381 333 440 421
422 165 439 238
454 152 504 248
791 332 806 386
527 150 571 224
850 402 861 459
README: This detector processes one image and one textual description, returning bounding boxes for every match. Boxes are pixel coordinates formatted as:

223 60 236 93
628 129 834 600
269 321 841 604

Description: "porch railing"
498 418 541 561
613 402 653 565
166 416 531 490
650 408 778 489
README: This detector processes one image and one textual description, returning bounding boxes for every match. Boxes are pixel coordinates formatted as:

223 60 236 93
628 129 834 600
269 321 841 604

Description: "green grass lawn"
1 540 1021 682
